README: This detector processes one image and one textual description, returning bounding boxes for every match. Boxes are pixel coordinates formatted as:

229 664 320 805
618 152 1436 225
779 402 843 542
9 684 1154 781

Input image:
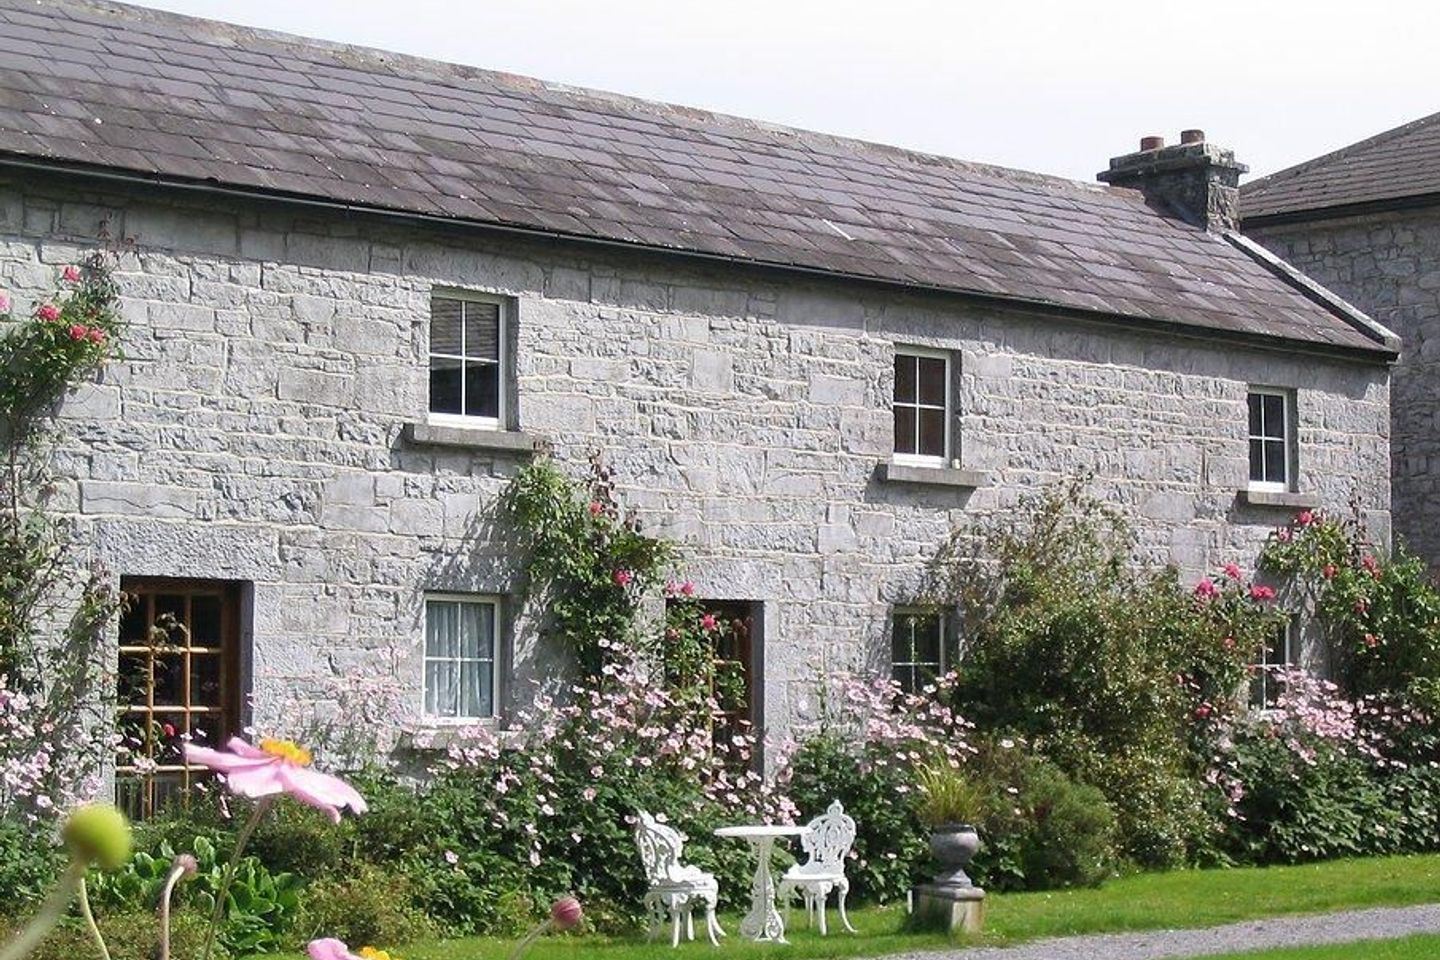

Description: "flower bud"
550 895 582 931
62 803 132 869
172 852 198 878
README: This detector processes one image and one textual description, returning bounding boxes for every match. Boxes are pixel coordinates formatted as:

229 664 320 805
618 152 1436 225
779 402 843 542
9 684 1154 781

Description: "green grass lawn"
278 853 1440 959
1186 935 1440 959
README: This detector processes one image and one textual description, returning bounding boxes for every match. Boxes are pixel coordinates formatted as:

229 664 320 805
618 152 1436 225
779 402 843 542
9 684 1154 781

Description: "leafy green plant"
88 836 301 954
913 765 986 827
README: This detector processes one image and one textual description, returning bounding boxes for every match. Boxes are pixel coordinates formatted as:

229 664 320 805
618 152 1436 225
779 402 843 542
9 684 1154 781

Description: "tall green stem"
199 796 273 960
157 863 188 960
0 860 85 960
75 876 111 960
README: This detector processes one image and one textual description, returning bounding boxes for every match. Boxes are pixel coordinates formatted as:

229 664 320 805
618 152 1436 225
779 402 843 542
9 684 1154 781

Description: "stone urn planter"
928 822 981 888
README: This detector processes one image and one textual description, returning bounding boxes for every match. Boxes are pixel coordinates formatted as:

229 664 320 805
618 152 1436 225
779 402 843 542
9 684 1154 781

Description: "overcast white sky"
130 0 1438 183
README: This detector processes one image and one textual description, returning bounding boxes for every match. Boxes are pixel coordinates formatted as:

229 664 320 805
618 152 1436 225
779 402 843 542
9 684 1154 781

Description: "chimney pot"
1098 133 1248 232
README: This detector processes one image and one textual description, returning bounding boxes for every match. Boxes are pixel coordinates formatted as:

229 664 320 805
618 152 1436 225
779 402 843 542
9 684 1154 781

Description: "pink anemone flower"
185 736 367 823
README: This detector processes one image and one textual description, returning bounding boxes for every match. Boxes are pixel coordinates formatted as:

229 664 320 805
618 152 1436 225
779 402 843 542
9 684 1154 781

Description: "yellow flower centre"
259 738 312 766
358 948 392 960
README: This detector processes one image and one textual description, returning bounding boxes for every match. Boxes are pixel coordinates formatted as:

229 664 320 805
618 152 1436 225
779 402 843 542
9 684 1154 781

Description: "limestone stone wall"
0 171 1392 748
1248 206 1439 565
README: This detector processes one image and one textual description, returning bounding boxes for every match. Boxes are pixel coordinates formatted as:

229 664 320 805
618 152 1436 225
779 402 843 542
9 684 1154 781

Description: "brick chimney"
1097 130 1248 232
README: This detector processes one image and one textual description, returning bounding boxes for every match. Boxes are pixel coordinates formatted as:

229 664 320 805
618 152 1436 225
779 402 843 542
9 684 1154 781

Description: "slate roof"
1243 111 1440 222
0 0 1394 357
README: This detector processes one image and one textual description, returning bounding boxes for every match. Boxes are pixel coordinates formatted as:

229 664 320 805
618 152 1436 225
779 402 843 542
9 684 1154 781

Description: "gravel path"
885 903 1440 960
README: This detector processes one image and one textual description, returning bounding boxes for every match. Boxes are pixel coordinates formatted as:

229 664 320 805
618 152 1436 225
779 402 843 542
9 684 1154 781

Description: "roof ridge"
1242 109 1440 198
50 0 1105 199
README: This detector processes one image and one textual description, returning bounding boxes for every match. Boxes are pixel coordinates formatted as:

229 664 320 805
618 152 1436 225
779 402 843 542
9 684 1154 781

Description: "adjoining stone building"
1243 112 1440 566
0 1 1398 805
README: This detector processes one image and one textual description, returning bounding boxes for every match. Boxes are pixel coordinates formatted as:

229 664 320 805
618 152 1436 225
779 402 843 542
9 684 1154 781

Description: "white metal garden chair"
634 811 725 947
777 799 858 935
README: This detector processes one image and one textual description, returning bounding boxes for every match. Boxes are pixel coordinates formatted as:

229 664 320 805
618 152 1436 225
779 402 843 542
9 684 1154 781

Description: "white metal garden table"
714 824 805 943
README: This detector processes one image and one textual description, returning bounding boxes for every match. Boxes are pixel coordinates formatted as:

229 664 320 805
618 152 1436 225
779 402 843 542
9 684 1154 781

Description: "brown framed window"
115 578 242 818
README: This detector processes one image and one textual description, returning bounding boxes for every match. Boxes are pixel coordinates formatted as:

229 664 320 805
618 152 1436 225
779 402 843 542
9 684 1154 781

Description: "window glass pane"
431 298 463 355
459 602 484 659
1264 440 1287 483
1248 393 1262 437
426 602 458 658
459 660 481 717
120 599 147 644
892 617 914 664
1249 439 1264 482
1263 394 1285 437
152 654 184 707
893 407 916 455
464 362 500 419
429 357 463 415
892 663 914 692
154 595 186 643
894 354 917 404
424 660 452 716
118 652 148 706
190 653 221 707
913 616 941 663
918 409 946 458
191 595 220 646
917 357 947 406
464 302 501 361
476 604 495 659
477 661 495 717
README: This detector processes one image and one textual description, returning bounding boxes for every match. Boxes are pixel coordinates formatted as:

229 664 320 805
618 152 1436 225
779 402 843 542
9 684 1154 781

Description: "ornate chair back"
635 811 687 885
800 800 856 872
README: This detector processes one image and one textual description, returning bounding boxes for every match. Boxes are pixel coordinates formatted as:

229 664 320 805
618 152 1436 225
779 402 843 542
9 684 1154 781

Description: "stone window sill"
404 422 537 454
879 461 988 489
1236 488 1320 510
399 718 504 752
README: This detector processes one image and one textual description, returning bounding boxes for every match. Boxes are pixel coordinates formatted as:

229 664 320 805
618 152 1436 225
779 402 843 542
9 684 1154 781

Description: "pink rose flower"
68 323 88 341
1276 528 1292 543
701 613 717 632
1250 585 1276 601
1322 564 1337 579
184 736 366 824
1194 704 1211 719
1222 636 1235 650
612 569 633 587
1296 510 1314 526
1193 578 1218 599
1222 562 1242 580
0 292 10 313
680 580 695 597
87 327 106 344
62 265 82 283
37 303 60 322
588 501 603 517
1362 555 1381 579
551 896 583 930
1364 633 1379 648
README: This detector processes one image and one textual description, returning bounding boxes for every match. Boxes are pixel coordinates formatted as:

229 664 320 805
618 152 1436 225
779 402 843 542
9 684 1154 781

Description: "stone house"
1242 111 1440 567
0 1 1398 807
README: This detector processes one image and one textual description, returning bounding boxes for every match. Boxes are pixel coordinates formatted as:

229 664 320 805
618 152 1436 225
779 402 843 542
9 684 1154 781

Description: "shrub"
929 480 1275 867
966 740 1118 891
1263 508 1440 699
295 861 433 947
784 733 928 904
0 816 62 905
